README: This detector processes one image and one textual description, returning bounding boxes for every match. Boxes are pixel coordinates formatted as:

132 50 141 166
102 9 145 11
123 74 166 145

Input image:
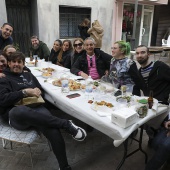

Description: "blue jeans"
145 128 170 170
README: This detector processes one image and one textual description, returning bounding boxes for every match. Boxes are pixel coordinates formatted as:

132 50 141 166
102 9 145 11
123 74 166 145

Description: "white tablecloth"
27 61 168 147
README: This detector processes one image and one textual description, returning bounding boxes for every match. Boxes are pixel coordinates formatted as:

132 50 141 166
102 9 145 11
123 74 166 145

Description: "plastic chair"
0 117 39 168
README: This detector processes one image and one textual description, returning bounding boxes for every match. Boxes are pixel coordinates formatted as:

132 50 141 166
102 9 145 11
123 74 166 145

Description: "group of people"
1 21 170 170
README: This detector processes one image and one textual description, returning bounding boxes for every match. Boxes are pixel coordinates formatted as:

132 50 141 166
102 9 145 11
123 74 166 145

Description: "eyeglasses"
73 43 83 47
90 57 93 67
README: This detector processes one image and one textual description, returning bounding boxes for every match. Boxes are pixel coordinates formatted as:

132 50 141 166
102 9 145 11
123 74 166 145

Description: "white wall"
36 0 115 54
0 0 7 27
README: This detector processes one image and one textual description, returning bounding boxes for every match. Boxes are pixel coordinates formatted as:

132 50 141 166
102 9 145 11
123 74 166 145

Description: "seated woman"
3 45 30 72
49 39 62 64
102 40 141 95
3 45 16 58
71 38 85 66
57 40 73 69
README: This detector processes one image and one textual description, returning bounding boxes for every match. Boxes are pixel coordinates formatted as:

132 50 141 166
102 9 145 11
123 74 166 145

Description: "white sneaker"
67 120 87 141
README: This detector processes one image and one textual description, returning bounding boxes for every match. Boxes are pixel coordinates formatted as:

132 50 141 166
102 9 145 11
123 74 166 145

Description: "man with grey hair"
71 37 112 80
30 35 50 61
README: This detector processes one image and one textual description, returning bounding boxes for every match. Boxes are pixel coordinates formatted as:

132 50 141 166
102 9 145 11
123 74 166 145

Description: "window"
59 6 91 39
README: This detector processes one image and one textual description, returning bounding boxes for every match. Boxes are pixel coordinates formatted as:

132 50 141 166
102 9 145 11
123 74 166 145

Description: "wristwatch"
22 89 28 97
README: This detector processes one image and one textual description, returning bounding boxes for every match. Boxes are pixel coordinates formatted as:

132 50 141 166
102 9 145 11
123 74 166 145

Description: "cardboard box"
111 108 139 128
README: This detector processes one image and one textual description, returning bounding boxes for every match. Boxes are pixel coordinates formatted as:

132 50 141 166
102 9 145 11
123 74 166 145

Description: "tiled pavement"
0 108 168 170
0 54 169 170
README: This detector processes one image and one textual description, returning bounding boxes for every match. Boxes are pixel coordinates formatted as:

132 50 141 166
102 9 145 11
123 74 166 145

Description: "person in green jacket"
30 35 50 61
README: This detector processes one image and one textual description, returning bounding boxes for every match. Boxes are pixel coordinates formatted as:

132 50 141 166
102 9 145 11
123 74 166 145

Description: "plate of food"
42 67 55 72
89 100 114 116
52 79 62 87
42 72 52 79
27 61 35 67
68 80 81 91
116 95 132 102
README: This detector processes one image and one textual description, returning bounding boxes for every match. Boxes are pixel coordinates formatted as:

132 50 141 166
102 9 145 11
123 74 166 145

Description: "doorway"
5 0 32 55
139 7 154 46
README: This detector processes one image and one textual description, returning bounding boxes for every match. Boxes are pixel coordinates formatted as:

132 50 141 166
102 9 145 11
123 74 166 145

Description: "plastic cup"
126 84 134 94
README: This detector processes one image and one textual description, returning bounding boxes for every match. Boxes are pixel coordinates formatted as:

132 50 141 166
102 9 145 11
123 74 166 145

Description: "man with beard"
136 45 170 170
135 45 170 104
30 35 50 61
0 23 13 51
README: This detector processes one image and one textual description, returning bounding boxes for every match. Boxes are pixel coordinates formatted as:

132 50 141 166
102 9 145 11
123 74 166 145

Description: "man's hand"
165 121 170 130
24 88 42 98
0 73 5 78
80 72 89 79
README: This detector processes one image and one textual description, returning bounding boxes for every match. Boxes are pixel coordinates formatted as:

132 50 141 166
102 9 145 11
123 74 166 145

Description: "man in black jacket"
135 45 170 170
0 23 13 50
71 37 112 80
136 45 170 105
0 51 86 170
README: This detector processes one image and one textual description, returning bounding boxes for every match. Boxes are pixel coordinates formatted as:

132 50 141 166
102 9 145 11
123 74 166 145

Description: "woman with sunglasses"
71 38 85 66
49 39 62 64
57 40 73 69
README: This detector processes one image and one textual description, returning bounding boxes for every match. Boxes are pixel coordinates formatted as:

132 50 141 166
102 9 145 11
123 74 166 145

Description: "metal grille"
59 6 91 39
5 0 32 56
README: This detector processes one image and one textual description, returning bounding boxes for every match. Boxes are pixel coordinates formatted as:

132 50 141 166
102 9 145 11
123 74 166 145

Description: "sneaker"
66 120 87 141
59 165 72 170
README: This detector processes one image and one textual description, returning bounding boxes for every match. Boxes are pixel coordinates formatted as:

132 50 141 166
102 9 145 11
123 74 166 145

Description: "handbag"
15 95 45 107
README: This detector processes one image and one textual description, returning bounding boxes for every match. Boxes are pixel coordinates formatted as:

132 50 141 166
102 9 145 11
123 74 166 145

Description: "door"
139 8 154 46
5 0 32 55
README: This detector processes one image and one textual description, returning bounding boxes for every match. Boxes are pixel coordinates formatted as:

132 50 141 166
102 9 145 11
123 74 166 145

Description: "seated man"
0 51 86 170
30 35 50 61
0 23 13 51
71 37 112 80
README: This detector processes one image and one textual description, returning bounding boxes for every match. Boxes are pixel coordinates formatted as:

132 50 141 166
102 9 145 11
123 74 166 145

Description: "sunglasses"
74 43 83 47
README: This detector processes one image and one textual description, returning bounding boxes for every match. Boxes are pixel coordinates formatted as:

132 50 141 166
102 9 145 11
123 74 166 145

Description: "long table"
27 61 168 169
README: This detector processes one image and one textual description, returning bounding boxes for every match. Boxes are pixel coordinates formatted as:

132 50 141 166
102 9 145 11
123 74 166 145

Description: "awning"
120 0 168 5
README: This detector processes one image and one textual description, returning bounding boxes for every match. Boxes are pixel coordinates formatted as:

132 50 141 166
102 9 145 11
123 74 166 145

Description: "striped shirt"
140 62 154 85
87 54 100 80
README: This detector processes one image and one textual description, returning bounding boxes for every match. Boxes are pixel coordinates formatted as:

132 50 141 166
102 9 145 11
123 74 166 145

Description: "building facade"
0 0 168 55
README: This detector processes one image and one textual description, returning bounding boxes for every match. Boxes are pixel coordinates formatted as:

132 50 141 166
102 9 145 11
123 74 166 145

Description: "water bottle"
85 76 93 98
61 74 70 93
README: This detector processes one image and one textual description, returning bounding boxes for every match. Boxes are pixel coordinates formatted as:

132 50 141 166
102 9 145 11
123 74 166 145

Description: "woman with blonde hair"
57 40 73 69
71 38 85 66
3 44 16 58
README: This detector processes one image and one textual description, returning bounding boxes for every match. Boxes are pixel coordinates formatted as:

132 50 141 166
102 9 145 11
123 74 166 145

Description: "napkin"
96 111 112 117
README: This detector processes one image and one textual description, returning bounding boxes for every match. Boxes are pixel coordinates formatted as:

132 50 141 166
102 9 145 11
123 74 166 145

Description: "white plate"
91 103 114 116
27 63 35 67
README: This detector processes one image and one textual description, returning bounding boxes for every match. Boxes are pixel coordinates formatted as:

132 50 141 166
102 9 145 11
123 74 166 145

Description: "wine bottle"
148 90 153 109
30 51 33 61
35 57 38 67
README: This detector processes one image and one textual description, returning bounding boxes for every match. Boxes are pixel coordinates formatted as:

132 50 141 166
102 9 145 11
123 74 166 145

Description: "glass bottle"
148 90 153 109
35 57 38 67
30 51 33 61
